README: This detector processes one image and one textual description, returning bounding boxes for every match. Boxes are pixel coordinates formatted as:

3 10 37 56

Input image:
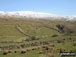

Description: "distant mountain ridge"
0 11 76 21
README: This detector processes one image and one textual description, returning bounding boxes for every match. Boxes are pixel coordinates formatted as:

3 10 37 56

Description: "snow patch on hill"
0 11 76 21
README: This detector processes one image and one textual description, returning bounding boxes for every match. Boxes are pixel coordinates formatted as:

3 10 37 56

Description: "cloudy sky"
0 0 76 15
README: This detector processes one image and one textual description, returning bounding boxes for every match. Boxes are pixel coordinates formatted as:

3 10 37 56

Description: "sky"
0 0 76 15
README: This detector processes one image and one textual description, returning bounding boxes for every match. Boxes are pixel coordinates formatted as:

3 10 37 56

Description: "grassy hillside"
0 18 76 57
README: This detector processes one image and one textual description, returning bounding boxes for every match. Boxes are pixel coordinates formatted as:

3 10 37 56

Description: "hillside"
0 17 76 57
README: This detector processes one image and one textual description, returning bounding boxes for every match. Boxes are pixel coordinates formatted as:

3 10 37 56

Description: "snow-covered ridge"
0 11 76 21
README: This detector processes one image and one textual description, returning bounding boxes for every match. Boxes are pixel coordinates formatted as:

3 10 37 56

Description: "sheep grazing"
43 46 53 53
31 47 39 50
26 49 30 51
3 51 8 55
42 45 48 49
39 51 44 54
33 47 39 50
42 46 49 50
14 50 17 53
21 50 26 54
37 46 41 49
41 45 51 51
47 47 53 53
56 48 65 53
56 49 60 52
60 48 65 53
73 43 76 46
35 47 40 50
45 47 49 50
26 48 32 51
31 48 36 50
8 50 12 53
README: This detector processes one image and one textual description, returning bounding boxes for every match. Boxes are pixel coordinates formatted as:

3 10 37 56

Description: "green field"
0 18 76 57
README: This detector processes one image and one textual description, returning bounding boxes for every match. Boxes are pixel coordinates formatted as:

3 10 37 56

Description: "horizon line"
0 10 76 16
